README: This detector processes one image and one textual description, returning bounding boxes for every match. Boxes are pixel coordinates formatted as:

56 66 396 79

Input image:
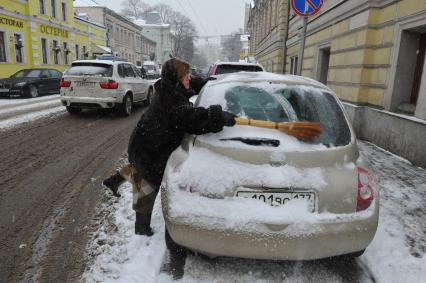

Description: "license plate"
0 89 9 92
236 190 316 212
75 81 96 88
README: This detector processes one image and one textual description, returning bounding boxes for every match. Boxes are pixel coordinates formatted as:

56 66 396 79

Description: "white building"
134 12 172 65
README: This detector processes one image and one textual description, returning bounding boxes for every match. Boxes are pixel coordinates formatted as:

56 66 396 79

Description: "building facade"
0 0 106 78
140 34 156 62
74 6 144 66
248 0 289 72
249 0 426 166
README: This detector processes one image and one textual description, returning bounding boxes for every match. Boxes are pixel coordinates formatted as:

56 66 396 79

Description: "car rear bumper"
60 96 119 109
162 189 379 260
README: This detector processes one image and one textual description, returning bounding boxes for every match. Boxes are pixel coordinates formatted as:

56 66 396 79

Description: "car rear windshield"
216 64 263 75
199 83 351 146
66 63 113 77
144 65 155 71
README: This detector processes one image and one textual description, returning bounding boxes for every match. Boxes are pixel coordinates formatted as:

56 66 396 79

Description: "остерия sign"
40 24 69 38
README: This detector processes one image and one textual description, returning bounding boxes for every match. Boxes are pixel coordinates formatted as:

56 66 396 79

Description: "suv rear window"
66 63 113 77
199 83 351 146
215 64 263 75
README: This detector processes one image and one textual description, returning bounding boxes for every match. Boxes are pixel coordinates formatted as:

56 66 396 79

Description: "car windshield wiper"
220 137 280 147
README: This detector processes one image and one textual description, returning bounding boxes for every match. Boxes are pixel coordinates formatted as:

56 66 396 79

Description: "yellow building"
248 0 289 73
249 0 426 167
0 0 106 78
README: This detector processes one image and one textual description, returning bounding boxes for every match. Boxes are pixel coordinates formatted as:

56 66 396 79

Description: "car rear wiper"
220 137 280 147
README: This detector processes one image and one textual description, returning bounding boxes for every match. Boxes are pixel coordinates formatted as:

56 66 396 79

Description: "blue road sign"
291 0 323 17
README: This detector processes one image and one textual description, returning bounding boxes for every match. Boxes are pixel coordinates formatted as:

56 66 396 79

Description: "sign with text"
40 25 69 38
291 0 323 17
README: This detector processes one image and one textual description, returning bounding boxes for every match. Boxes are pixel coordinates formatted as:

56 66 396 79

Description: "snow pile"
358 142 426 283
82 183 166 283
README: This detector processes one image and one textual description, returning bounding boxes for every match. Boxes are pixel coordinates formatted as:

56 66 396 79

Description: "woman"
103 58 236 236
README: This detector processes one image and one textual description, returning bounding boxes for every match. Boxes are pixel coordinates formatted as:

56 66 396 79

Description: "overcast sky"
75 0 250 39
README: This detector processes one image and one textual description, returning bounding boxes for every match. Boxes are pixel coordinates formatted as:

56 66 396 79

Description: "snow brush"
234 117 322 141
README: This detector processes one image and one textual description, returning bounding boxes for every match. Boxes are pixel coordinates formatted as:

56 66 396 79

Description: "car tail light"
60 78 71 88
99 80 119 89
357 167 374 211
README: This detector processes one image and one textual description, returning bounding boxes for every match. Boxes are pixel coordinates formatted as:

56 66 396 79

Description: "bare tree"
145 3 197 62
171 14 197 61
222 33 242 61
146 3 177 24
121 0 150 19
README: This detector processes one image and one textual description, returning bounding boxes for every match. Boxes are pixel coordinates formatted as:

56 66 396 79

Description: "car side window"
131 65 142 78
118 64 126 78
40 70 51 78
48 70 61 78
124 64 136 77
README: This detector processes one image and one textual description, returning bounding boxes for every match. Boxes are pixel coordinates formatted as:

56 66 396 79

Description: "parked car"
207 61 264 77
0 68 62 98
162 72 379 261
142 61 160 79
60 60 154 116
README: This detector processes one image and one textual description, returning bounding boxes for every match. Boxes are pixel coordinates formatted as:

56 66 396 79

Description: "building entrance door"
411 33 426 105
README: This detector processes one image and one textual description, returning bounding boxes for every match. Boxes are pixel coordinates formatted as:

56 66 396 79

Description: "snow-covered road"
82 141 426 283
0 95 65 129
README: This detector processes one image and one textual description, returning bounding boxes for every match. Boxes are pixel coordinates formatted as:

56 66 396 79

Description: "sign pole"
297 16 307 76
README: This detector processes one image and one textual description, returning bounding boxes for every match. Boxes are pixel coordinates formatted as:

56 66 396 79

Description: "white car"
60 60 155 115
162 72 379 261
142 61 160 79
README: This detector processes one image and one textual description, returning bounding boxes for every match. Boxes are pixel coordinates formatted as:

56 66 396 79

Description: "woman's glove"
222 111 237 127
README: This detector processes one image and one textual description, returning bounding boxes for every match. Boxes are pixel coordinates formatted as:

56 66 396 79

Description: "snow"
0 95 59 107
0 100 60 115
83 141 426 282
0 106 65 130
166 147 327 196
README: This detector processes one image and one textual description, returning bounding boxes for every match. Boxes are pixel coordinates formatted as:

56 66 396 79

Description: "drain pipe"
297 16 308 76
281 1 291 74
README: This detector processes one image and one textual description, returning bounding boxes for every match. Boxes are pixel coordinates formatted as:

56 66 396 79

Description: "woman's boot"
102 171 125 197
135 212 154 236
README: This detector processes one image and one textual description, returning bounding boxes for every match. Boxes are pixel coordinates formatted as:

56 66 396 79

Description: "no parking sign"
291 0 323 17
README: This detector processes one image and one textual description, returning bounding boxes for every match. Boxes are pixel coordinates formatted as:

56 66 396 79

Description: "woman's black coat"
128 77 226 187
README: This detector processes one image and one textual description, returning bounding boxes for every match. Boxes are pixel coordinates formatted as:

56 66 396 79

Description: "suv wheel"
66 106 82 115
119 94 132 116
145 88 153 105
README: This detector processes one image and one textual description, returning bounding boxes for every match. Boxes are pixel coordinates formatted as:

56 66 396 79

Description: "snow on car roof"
72 60 120 65
215 61 263 67
209 72 330 91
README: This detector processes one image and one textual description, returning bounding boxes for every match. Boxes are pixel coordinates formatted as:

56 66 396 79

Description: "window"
51 0 56 18
75 44 79 60
317 46 331 85
52 40 59 64
0 31 7 63
14 34 24 63
82 46 87 59
66 62 113 77
200 85 351 146
290 56 298 75
39 0 45 14
49 69 62 78
63 42 69 65
61 2 67 21
124 64 136 77
41 38 48 64
40 69 51 78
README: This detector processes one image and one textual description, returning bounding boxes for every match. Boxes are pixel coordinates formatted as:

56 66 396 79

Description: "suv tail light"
99 80 119 89
357 167 375 211
60 78 71 88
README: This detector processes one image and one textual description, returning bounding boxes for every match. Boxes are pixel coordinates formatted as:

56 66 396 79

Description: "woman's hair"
173 58 190 80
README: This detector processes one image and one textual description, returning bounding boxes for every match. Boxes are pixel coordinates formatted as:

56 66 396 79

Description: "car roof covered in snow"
208 71 331 91
71 60 130 65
